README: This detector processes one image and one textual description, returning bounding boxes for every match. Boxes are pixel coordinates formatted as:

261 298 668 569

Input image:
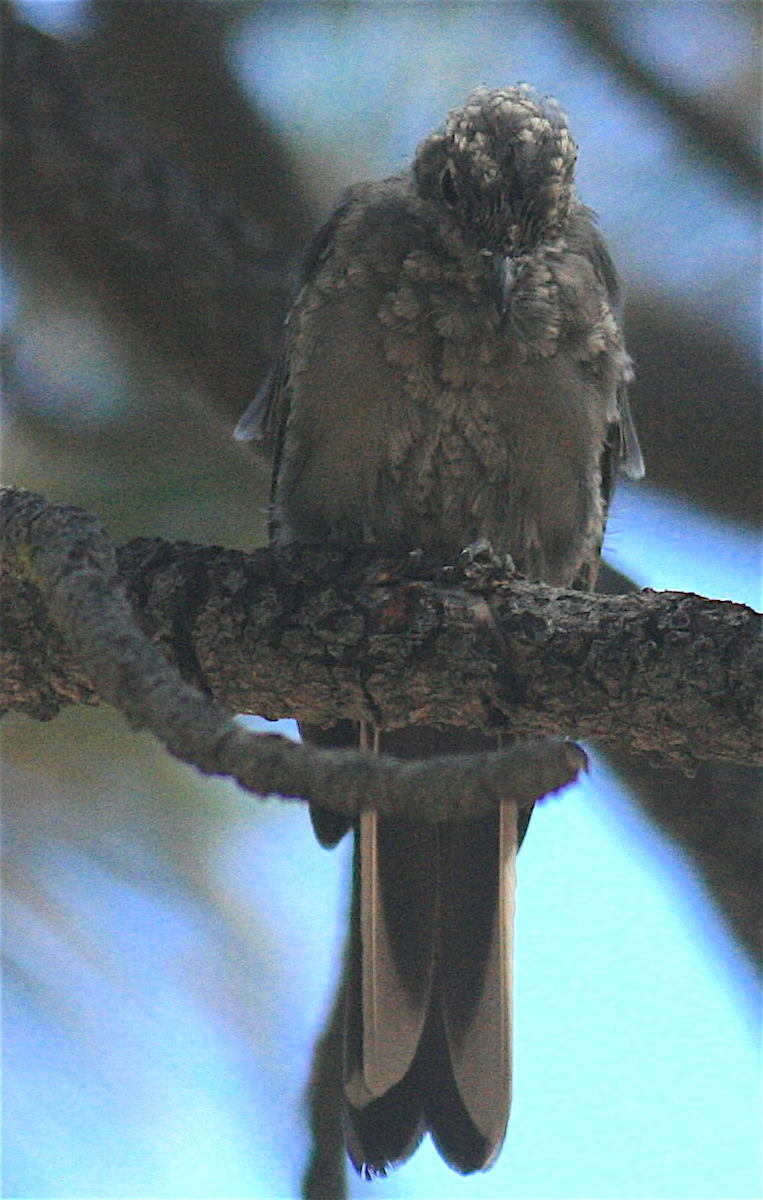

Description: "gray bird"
236 84 644 1176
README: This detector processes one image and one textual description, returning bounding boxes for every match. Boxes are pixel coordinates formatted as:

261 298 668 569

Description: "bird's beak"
492 253 516 315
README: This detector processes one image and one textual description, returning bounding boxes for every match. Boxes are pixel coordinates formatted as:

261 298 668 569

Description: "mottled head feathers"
414 85 578 253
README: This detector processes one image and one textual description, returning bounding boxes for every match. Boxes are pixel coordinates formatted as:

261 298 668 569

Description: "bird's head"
414 85 578 255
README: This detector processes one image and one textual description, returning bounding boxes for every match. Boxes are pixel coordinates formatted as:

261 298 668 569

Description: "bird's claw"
456 539 516 581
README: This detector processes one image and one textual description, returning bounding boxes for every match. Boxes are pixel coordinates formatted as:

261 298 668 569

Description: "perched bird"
236 85 643 1176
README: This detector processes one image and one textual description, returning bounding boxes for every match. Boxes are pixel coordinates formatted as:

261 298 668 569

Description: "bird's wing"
233 344 290 452
234 189 363 457
617 384 645 481
580 210 645 486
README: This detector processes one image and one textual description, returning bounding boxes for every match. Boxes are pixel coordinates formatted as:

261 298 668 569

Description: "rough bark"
3 487 760 774
0 485 589 823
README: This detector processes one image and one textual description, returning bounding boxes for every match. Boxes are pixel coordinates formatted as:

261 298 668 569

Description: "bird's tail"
343 763 520 1174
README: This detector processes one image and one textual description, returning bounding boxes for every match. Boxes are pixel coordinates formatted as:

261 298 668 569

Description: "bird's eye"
440 161 459 206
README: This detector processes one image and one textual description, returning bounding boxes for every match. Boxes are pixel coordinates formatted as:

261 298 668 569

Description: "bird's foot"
456 538 516 582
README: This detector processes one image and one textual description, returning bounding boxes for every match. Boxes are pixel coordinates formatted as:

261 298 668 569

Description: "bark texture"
3 487 760 773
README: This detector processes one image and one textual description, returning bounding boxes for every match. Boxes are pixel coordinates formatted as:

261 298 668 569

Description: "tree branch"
607 749 762 967
3 486 760 777
550 1 762 202
0 5 291 410
1 486 589 821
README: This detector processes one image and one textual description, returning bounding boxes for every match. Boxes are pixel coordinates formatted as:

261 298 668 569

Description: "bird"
235 84 644 1177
